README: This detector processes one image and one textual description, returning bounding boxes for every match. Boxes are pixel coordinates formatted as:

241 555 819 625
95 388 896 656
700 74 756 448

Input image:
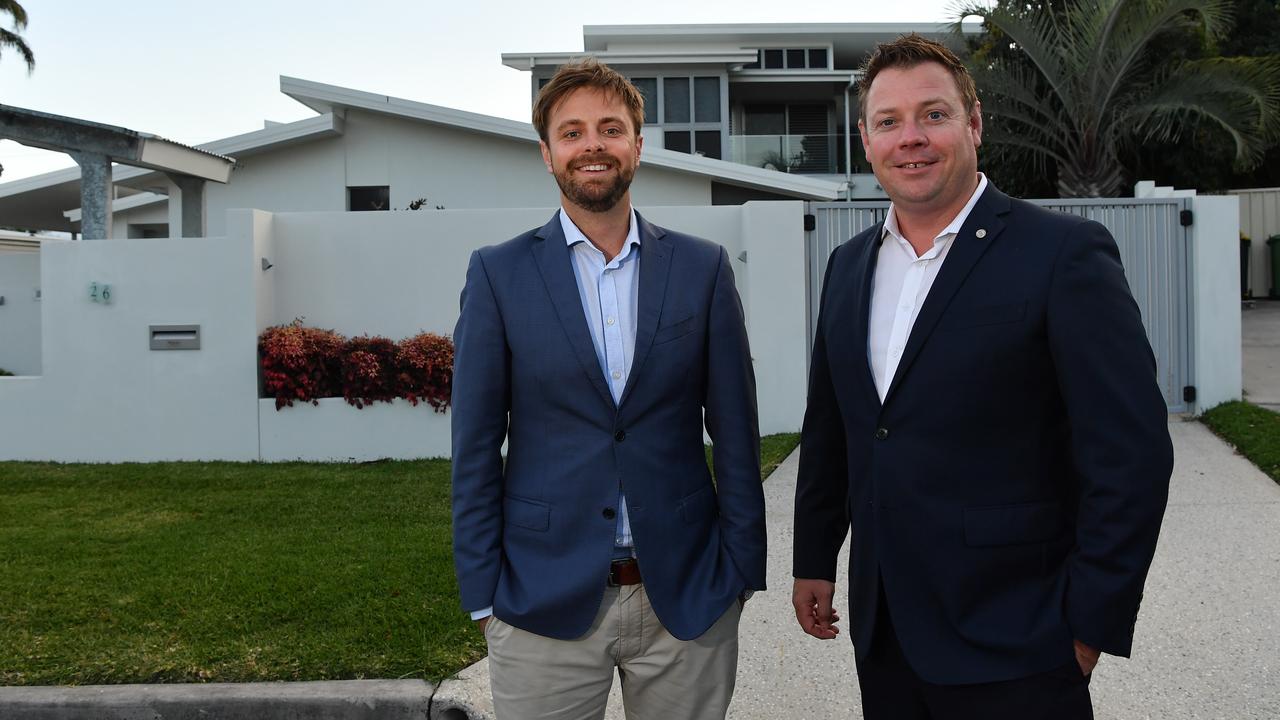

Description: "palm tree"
1 0 33 72
952 0 1280 197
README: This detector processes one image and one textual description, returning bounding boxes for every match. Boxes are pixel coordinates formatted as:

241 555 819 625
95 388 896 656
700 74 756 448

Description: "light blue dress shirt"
560 207 641 551
470 208 643 621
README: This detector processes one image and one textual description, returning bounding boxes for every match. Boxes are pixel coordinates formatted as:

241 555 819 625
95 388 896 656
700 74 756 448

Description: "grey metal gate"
805 198 1195 413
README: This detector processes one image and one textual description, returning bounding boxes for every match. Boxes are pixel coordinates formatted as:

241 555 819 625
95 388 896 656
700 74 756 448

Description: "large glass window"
664 131 692 154
694 77 721 123
347 186 389 212
663 77 690 123
631 78 658 124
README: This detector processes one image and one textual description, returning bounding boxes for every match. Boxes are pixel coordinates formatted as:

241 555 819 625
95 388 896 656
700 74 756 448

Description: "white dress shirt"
869 174 988 400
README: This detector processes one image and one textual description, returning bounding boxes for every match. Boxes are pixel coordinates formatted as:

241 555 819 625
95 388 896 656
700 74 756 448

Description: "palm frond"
0 26 33 72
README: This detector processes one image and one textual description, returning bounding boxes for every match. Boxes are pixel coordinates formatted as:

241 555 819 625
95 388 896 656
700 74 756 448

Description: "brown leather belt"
608 558 642 586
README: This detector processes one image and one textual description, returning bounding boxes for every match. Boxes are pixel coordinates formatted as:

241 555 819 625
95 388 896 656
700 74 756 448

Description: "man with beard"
451 58 766 720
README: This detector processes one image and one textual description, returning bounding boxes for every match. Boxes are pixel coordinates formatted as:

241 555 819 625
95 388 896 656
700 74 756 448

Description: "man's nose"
898 119 928 147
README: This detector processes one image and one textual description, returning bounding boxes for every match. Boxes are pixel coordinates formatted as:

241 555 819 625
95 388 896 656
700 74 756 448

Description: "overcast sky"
0 0 970 182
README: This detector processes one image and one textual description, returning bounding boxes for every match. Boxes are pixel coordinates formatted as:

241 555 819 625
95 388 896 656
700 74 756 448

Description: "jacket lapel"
619 211 672 408
850 225 885 407
531 211 616 410
882 185 1010 405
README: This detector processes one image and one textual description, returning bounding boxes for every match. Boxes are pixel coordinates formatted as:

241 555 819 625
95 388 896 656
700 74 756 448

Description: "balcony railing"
727 133 867 175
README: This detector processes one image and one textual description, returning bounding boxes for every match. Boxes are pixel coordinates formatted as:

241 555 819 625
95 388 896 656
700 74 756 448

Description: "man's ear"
635 131 643 161
970 100 983 149
540 140 553 173
858 119 871 157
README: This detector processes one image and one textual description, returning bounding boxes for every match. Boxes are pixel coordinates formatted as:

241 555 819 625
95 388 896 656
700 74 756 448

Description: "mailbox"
150 324 200 351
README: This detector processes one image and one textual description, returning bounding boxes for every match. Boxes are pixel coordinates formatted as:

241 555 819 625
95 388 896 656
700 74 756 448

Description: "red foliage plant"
258 322 454 411
341 335 400 409
397 332 453 412
259 320 345 409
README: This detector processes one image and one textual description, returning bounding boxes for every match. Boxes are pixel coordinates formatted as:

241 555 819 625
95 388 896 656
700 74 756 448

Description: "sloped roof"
279 76 844 200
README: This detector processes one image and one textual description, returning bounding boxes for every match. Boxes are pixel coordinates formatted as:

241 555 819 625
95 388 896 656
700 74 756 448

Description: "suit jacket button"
602 507 616 520
614 430 627 442
874 427 889 440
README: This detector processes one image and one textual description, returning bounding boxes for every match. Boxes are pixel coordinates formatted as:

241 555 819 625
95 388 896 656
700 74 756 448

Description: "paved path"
434 419 1280 719
1244 300 1280 411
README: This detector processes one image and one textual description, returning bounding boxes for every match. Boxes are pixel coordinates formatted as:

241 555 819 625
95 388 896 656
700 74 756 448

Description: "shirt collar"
560 207 641 260
882 172 988 248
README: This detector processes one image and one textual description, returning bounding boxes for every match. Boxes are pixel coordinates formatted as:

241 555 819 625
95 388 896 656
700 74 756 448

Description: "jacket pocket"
652 315 696 346
963 500 1063 547
504 495 550 532
678 485 716 524
939 301 1026 330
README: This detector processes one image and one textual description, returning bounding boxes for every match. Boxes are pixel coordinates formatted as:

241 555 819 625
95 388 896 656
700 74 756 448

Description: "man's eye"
604 127 622 136
927 111 946 121
564 130 580 139
878 118 896 128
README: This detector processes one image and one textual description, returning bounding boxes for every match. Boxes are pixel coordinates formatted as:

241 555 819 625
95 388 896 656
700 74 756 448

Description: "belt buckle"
608 559 636 586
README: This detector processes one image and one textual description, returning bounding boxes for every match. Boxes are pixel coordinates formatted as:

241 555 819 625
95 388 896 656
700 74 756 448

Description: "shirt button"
606 316 615 325
874 428 889 440
612 371 622 379
603 507 616 520
615 430 627 442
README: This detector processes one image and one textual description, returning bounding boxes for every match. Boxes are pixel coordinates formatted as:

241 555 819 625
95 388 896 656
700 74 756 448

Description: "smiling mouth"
898 161 935 169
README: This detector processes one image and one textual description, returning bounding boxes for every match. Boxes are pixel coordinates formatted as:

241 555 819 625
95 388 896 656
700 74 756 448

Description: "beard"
553 154 635 213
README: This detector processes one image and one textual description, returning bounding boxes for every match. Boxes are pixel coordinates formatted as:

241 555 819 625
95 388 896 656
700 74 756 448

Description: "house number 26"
89 282 112 304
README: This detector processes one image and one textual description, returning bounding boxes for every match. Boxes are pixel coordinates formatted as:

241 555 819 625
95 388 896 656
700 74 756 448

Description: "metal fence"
805 197 1195 412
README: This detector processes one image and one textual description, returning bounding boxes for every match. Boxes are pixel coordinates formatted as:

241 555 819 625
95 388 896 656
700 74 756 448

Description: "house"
0 76 844 239
504 22 977 198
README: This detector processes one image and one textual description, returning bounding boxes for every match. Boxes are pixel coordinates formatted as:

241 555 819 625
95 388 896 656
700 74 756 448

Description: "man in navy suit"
451 58 766 719
791 35 1173 719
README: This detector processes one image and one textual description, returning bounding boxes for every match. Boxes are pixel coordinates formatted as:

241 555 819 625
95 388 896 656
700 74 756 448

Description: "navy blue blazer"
452 211 766 641
794 184 1173 684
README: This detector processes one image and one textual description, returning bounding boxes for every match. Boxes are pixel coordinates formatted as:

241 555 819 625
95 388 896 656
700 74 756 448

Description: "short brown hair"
858 33 977 123
532 57 645 143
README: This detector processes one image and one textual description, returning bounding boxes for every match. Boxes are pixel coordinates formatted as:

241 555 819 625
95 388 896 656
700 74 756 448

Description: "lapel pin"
975 228 987 239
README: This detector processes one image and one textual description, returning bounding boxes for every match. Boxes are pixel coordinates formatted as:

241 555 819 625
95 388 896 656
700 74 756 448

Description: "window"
754 47 831 70
348 186 390 212
663 77 690 123
653 75 723 159
630 78 658 124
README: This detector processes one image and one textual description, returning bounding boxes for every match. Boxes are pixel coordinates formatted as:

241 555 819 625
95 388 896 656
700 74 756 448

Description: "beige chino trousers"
486 583 742 720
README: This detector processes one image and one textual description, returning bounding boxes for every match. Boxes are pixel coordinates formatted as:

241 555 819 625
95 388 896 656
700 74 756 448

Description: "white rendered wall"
1190 195 1244 411
0 253 42 375
0 232 260 461
0 201 806 462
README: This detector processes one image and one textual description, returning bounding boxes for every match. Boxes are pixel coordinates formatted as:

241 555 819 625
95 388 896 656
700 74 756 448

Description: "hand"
792 578 840 639
475 616 491 634
1073 639 1100 676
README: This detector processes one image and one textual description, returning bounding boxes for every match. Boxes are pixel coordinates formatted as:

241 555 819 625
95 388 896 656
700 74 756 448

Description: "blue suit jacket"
452 210 766 641
794 185 1173 684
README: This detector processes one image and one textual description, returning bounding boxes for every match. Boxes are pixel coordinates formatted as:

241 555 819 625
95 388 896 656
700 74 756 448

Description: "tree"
0 0 33 72
953 0 1280 197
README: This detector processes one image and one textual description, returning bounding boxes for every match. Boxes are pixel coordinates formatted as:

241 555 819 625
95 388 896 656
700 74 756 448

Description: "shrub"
259 320 345 410
397 332 453 412
259 323 455 411
0 368 13 377
341 335 400 409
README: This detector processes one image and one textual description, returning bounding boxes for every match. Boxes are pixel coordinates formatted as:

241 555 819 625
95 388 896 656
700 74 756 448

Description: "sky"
0 0 969 182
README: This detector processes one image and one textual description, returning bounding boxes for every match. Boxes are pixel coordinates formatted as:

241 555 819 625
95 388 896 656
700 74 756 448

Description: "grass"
0 433 801 686
1200 401 1280 485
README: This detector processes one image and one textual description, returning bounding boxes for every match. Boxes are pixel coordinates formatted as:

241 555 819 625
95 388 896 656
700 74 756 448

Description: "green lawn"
1200 401 1280 485
0 433 800 686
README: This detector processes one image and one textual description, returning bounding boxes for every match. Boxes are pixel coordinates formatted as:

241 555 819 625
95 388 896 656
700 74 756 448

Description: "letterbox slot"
150 324 200 350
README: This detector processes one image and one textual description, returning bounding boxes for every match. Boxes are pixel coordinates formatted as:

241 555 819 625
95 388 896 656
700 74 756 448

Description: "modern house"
0 76 843 239
504 23 977 198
